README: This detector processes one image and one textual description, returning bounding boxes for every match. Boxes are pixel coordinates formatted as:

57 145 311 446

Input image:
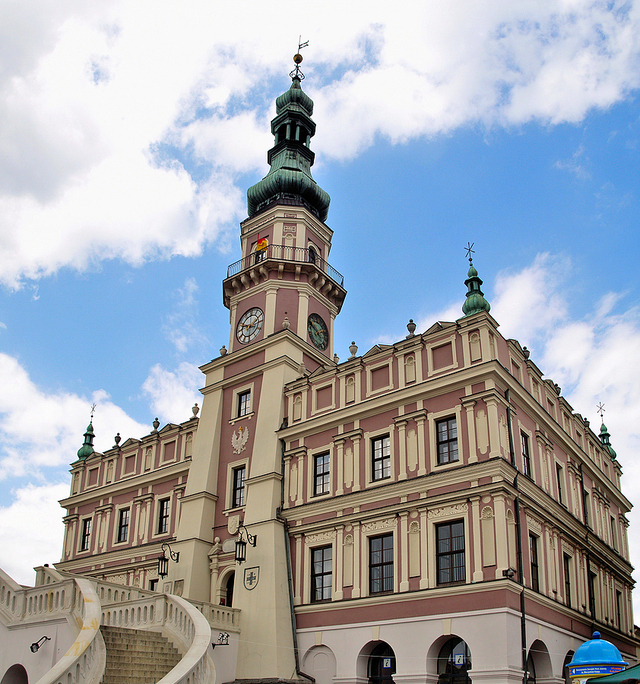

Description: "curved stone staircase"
100 626 181 684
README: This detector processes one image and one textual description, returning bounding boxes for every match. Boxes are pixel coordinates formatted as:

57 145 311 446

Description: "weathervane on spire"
596 402 605 424
465 242 475 263
290 36 309 81
90 403 96 421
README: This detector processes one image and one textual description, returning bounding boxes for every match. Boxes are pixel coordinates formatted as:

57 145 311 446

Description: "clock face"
236 307 264 343
307 313 329 350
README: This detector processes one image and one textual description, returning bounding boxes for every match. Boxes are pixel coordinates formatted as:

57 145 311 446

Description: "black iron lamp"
235 523 257 564
30 636 50 653
158 542 180 578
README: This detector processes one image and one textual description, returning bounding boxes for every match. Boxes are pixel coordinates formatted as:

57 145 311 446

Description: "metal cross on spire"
596 402 605 424
465 242 475 263
290 37 309 81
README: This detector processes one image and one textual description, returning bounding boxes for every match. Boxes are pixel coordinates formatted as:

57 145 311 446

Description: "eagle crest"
232 426 249 454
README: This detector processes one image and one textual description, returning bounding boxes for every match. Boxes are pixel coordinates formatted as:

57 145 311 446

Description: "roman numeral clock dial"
236 307 264 343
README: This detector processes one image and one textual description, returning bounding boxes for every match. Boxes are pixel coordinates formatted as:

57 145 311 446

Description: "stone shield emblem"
243 566 259 590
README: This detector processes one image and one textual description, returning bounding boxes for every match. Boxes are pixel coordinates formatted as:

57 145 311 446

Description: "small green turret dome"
600 422 617 459
462 259 491 317
77 422 95 460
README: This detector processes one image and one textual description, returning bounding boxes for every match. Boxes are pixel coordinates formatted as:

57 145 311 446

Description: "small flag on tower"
256 237 268 251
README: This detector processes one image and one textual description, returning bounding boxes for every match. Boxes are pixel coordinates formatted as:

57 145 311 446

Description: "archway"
302 645 337 684
368 642 395 684
562 651 574 684
1 664 28 684
526 640 553 684
220 570 235 607
437 637 472 684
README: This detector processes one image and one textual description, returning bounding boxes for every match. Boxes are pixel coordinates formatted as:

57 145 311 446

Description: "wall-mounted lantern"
30 636 50 653
158 542 180 578
235 523 257 564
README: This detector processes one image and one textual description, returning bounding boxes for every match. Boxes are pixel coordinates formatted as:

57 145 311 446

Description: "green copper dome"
77 422 95 460
462 260 491 316
247 75 330 221
599 423 617 459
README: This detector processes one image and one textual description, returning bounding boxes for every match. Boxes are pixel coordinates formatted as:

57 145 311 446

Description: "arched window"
367 642 395 684
308 245 317 264
438 638 471 684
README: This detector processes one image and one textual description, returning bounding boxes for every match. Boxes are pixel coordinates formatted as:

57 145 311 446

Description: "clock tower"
223 59 345 356
173 54 346 682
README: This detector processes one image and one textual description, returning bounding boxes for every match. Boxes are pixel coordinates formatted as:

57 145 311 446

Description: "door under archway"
367 642 396 684
438 637 472 684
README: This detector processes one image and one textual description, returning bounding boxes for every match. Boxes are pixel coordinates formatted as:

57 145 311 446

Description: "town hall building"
1 55 636 684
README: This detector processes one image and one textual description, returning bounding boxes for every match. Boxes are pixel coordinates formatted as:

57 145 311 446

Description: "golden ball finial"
293 53 303 65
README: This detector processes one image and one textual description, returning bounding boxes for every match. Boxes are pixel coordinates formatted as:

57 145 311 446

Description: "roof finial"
597 401 605 425
290 37 309 81
465 241 475 263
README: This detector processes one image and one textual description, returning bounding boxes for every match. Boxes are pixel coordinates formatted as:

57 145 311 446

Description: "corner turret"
76 422 95 460
462 251 491 317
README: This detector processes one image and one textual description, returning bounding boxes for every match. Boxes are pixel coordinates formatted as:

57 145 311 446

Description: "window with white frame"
437 418 458 464
372 435 391 481
311 545 332 602
313 452 330 496
436 520 465 585
116 508 130 543
80 518 92 551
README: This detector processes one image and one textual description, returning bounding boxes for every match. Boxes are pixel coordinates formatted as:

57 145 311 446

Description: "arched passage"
1 664 28 684
357 641 396 684
526 640 553 683
437 636 472 684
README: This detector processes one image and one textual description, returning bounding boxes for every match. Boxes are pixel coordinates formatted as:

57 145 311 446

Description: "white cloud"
0 1 639 286
0 482 68 585
163 277 209 354
142 362 202 424
0 352 147 479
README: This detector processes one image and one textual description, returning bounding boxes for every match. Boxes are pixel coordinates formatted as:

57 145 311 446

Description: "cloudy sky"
1 0 640 623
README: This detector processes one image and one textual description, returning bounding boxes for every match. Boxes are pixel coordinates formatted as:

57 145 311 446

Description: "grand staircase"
100 625 182 684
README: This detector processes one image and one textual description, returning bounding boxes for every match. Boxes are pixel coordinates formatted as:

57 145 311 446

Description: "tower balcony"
223 244 346 311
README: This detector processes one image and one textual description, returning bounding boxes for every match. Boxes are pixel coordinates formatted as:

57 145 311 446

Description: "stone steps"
100 625 182 684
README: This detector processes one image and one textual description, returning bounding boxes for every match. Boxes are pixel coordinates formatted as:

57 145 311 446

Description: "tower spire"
246 46 330 221
77 406 96 460
462 243 491 316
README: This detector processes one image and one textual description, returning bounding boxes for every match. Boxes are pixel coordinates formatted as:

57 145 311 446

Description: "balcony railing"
226 245 344 287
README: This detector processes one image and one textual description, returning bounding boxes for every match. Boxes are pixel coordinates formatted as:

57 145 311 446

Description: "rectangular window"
589 571 598 618
80 518 92 551
529 534 539 592
149 579 159 592
437 418 458 464
521 432 531 478
237 390 251 417
436 520 465 585
117 508 130 543
563 554 572 608
369 534 393 594
157 498 170 534
232 465 246 508
556 464 565 504
311 545 332 602
616 590 623 630
610 516 618 551
372 436 391 481
313 453 330 496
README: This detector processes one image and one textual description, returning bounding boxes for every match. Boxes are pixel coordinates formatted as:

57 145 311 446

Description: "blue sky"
1 0 640 620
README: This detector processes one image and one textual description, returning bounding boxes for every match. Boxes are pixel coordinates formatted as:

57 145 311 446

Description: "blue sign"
569 665 626 677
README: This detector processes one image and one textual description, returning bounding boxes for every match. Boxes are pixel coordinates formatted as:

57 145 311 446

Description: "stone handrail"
33 577 106 684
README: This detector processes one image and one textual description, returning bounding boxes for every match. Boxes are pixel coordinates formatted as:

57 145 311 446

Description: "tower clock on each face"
307 313 329 350
236 307 264 344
